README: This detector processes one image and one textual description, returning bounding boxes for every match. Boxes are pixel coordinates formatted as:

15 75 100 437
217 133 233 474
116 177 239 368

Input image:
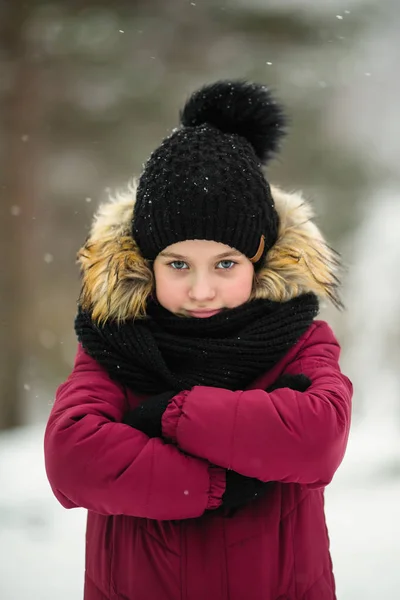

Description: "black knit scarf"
74 294 319 395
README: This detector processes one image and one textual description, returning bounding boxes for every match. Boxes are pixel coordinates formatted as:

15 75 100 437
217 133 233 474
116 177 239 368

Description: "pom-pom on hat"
132 80 287 268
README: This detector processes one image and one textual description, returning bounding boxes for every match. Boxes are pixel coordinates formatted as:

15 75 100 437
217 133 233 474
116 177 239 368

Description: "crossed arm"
45 321 352 520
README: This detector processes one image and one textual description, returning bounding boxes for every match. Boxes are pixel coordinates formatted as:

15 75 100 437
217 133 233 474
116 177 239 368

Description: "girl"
44 80 353 600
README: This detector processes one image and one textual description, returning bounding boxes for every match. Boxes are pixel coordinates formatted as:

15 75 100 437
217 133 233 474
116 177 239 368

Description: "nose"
188 273 216 303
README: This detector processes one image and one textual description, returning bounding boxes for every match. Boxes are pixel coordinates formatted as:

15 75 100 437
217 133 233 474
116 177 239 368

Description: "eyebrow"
159 249 243 260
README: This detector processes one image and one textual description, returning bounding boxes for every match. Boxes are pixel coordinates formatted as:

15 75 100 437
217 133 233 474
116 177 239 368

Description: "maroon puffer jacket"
44 319 352 600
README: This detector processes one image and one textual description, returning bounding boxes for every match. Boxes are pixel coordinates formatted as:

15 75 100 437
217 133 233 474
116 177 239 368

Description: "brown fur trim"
77 182 154 324
77 180 342 324
251 186 343 309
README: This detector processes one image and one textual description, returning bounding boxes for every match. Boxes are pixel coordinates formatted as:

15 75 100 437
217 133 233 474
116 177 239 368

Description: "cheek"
154 271 184 310
223 272 254 306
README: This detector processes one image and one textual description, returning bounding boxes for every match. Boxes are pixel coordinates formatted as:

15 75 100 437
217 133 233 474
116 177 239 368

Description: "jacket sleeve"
44 345 225 520
161 321 353 488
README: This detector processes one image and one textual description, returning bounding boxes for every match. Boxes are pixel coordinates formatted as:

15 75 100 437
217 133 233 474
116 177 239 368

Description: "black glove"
222 470 272 511
267 373 311 393
123 391 175 438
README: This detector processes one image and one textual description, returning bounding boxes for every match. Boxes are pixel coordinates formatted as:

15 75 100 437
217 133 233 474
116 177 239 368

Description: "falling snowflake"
10 205 21 216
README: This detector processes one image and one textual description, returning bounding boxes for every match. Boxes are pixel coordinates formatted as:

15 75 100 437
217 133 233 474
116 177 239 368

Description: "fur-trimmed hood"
77 180 342 324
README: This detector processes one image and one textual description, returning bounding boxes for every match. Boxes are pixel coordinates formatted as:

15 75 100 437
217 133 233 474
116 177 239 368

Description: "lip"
187 309 222 318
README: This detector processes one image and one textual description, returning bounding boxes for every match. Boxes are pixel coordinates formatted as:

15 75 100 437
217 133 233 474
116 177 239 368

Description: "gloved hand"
266 373 311 393
222 470 272 511
123 391 176 438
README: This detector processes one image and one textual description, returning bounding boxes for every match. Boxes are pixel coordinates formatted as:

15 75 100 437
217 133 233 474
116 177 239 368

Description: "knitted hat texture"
132 80 287 267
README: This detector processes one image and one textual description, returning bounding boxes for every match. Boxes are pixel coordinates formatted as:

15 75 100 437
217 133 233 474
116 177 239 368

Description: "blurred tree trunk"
0 5 42 430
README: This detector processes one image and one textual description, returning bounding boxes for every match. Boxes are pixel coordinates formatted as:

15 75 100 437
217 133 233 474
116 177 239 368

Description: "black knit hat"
132 80 287 268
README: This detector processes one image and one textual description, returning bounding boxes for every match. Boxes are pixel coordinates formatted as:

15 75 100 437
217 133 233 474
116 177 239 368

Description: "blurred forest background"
1 0 400 441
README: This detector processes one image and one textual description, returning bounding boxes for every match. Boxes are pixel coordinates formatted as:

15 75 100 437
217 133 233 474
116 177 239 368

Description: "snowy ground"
0 421 399 600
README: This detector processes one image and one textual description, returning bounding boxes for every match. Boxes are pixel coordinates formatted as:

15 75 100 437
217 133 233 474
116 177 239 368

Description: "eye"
169 260 188 270
217 260 236 270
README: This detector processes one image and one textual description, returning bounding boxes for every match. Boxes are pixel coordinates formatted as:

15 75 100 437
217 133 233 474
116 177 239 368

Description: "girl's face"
153 239 255 317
